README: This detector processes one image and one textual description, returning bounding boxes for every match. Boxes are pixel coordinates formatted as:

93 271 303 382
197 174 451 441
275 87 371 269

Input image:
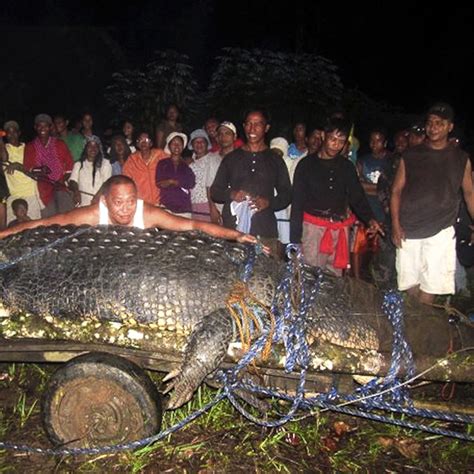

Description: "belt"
307 210 351 223
303 212 356 269
303 212 356 228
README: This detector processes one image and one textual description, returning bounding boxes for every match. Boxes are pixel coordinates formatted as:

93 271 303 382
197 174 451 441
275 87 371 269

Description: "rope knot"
226 281 275 361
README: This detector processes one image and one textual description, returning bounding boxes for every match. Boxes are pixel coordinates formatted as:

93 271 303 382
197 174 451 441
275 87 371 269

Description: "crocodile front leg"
164 308 234 409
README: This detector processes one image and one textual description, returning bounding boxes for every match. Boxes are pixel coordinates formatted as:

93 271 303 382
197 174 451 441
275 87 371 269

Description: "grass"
0 363 473 472
7 363 29 387
13 393 38 429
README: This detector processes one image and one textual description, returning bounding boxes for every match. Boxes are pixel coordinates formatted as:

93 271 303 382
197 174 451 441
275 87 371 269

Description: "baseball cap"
426 102 454 122
218 121 237 136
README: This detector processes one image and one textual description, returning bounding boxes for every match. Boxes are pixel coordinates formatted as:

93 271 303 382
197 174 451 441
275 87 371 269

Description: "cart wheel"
42 352 162 448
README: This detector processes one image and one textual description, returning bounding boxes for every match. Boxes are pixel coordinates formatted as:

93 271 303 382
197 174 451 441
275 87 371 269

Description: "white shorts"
396 226 456 295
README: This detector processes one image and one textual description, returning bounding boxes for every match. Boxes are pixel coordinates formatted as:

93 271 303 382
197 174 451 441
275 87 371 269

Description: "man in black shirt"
391 102 474 304
211 109 291 254
291 119 382 276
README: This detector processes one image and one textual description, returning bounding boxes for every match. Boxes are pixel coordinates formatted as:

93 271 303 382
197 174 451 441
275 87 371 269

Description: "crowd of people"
0 102 473 305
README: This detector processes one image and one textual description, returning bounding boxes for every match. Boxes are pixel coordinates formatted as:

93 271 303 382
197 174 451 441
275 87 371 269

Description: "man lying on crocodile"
0 175 262 249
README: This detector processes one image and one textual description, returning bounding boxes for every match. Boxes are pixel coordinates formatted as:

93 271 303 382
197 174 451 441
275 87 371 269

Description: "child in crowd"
8 198 31 228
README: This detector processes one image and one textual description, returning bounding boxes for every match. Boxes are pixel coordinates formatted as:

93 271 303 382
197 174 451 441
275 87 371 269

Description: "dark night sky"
1 1 473 127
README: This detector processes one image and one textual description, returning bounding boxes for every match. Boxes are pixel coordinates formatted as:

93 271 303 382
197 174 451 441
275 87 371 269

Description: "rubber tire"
41 352 162 448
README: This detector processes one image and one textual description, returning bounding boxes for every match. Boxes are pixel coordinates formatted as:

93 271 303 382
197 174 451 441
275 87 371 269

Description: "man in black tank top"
391 103 474 305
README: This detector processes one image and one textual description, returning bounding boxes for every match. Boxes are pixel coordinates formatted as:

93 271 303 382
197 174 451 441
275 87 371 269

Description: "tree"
104 50 199 133
342 88 415 141
206 48 343 129
0 27 124 134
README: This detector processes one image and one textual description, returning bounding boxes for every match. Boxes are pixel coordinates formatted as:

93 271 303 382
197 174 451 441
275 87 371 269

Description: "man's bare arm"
0 205 99 239
390 159 406 248
461 160 474 221
143 204 259 245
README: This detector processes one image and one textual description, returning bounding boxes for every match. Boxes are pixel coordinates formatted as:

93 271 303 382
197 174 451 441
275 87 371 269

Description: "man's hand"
250 196 270 212
236 233 270 255
5 162 22 175
367 219 385 238
73 190 81 207
391 223 405 248
209 205 222 225
32 165 51 176
230 190 247 202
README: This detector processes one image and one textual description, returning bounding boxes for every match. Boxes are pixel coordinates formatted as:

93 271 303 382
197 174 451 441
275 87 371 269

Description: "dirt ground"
0 362 473 473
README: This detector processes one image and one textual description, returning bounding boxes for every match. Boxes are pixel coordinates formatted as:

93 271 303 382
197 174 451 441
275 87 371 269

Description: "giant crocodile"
0 225 473 410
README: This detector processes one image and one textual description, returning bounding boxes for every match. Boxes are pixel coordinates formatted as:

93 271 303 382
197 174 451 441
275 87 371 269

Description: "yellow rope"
226 281 275 362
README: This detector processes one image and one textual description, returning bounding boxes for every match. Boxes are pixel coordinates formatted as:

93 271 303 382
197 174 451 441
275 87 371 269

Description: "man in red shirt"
24 114 74 217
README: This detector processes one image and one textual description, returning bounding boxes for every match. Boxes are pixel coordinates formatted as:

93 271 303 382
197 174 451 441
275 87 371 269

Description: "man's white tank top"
99 199 145 229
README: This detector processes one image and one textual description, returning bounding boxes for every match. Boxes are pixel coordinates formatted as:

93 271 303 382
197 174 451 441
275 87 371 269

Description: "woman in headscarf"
156 132 195 218
188 128 213 221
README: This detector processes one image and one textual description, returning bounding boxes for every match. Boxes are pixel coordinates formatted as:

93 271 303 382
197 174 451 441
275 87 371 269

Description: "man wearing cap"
211 109 291 254
122 131 168 206
205 121 238 224
24 114 75 218
0 120 43 224
204 117 244 154
391 102 474 304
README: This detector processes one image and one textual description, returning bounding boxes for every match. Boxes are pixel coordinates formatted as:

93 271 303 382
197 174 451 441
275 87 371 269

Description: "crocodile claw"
162 368 180 384
164 371 198 409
